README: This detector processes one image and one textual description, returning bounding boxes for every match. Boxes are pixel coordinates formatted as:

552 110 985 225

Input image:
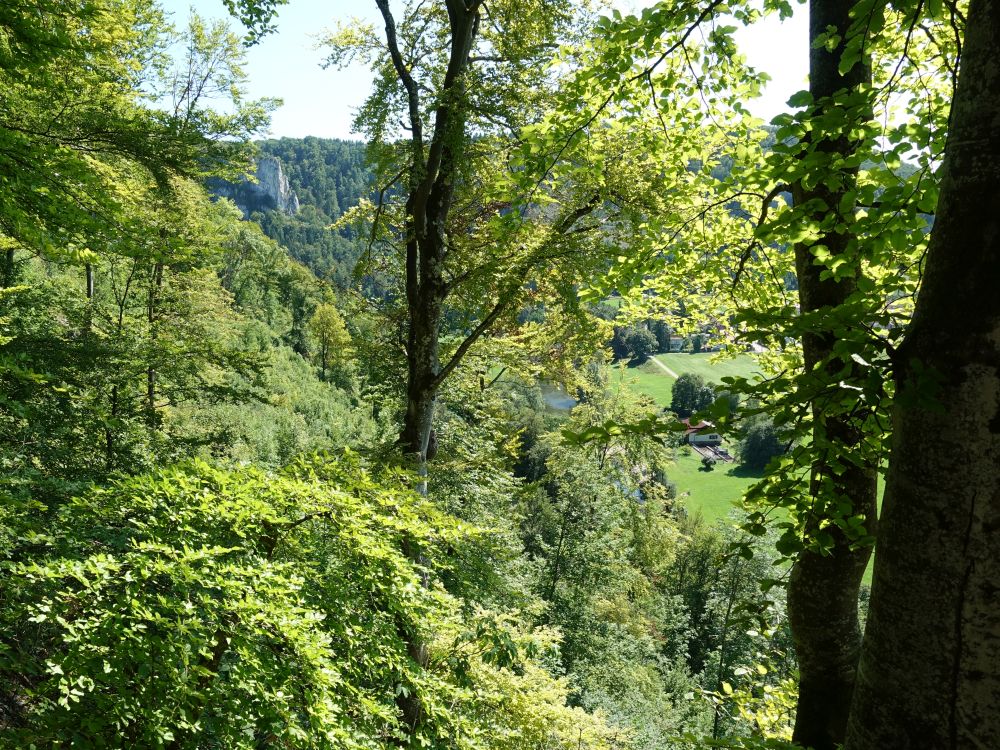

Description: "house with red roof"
681 418 722 446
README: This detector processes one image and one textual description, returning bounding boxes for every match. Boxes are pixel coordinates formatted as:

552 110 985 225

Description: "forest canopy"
1 0 997 749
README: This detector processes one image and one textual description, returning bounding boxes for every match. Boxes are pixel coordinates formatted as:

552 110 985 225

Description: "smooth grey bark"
787 0 877 746
846 0 1000 744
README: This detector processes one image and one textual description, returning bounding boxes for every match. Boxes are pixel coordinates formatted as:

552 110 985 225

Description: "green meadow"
611 351 764 523
614 352 761 405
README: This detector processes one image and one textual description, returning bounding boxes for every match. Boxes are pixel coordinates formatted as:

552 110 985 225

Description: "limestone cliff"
210 156 300 217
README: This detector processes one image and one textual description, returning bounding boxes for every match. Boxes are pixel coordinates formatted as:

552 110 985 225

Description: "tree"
0 1 270 268
308 302 351 380
542 2 952 744
0 457 616 749
319 1 619 735
775 2 879 743
845 0 1000 744
649 319 673 353
610 326 632 360
624 326 658 361
738 415 784 470
671 373 716 418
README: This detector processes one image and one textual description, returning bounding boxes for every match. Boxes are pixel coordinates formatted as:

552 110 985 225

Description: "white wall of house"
690 433 722 445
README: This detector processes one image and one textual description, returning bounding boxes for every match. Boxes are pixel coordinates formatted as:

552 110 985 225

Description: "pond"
538 381 577 411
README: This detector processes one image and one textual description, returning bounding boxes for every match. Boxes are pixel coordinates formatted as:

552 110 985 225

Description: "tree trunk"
2 248 15 288
373 1 481 740
146 261 163 428
399 269 445 463
787 0 877 746
389 0 479 468
105 384 119 469
846 0 1000 744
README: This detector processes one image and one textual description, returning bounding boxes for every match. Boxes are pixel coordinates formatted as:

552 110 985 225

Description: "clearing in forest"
609 352 765 525
614 352 761 407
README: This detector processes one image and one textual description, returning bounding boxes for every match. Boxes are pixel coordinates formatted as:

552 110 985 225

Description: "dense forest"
252 138 371 286
1 1 998 749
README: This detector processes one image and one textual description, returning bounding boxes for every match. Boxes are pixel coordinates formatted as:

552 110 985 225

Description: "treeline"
251 138 372 287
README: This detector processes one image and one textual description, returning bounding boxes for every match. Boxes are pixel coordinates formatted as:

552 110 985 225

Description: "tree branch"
374 0 424 163
527 0 728 200
433 291 513 389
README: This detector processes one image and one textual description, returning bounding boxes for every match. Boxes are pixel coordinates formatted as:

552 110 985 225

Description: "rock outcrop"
210 156 299 217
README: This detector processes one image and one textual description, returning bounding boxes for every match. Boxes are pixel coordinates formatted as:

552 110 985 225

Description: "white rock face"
254 156 300 215
211 156 299 217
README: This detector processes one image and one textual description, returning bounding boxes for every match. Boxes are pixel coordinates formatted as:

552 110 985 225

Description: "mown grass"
654 352 762 386
611 362 675 405
668 448 763 524
612 352 761 408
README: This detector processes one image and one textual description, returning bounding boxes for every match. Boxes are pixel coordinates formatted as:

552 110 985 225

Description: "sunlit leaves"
0 0 270 265
0 454 615 748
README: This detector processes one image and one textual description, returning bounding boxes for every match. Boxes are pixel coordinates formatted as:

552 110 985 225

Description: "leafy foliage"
0 1 270 259
0 455 616 749
670 374 718 419
0 0 976 747
737 416 787 471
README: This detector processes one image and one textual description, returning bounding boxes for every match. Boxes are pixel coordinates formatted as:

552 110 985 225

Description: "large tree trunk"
374 1 481 740
386 0 479 467
787 0 877 746
846 0 1000 744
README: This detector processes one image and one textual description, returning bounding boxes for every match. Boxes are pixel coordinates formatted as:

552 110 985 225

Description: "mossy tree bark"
377 0 482 467
846 0 1000 744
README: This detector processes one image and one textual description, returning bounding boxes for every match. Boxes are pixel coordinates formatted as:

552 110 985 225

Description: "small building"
681 418 723 446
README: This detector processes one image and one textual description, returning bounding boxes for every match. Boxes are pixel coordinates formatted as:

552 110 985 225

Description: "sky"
157 0 808 141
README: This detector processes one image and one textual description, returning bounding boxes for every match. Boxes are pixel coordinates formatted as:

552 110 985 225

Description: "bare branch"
374 0 424 162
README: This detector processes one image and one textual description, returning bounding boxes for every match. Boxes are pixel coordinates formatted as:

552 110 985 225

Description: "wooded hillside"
1 1 996 748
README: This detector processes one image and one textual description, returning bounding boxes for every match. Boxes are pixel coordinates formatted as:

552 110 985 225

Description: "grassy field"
668 449 763 523
609 352 880 583
608 352 766 524
656 352 762 384
613 352 762 408
614 362 675 405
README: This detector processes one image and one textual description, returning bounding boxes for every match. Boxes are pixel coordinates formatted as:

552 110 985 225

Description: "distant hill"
257 137 370 221
211 137 372 287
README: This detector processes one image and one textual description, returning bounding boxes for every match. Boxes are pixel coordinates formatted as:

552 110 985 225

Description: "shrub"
0 455 614 749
